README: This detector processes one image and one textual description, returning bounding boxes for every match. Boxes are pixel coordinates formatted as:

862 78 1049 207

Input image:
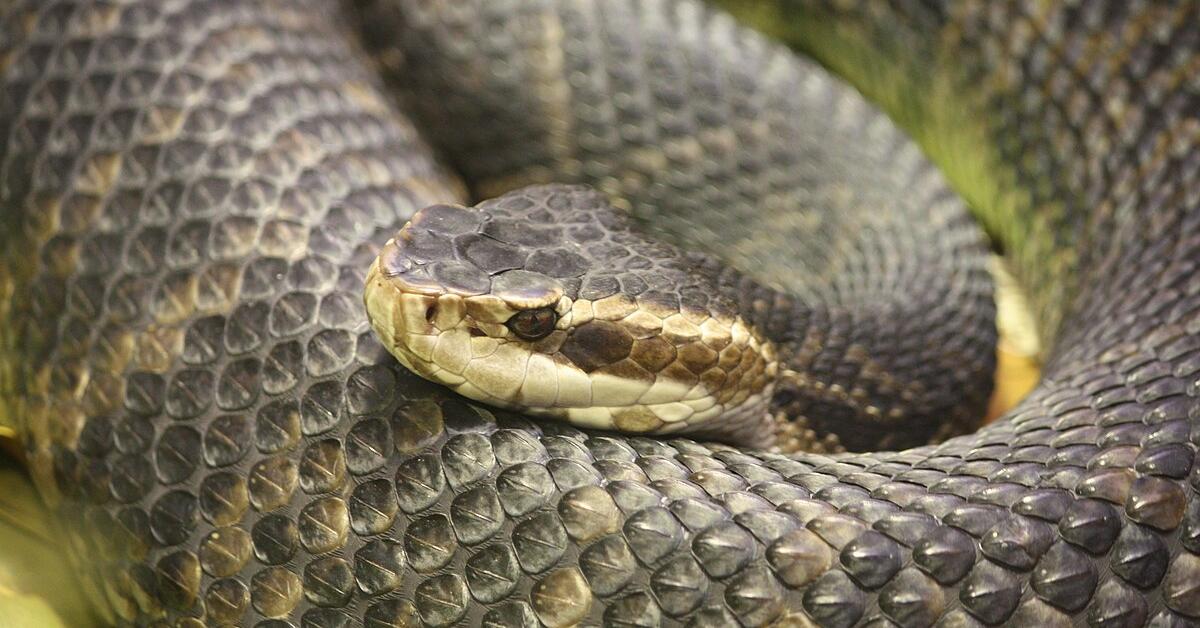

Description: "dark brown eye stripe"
8 0 1196 625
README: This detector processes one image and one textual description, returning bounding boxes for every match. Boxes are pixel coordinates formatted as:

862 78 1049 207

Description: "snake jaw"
367 255 778 438
364 191 783 443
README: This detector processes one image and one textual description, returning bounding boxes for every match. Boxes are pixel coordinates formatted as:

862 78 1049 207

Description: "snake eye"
507 307 558 340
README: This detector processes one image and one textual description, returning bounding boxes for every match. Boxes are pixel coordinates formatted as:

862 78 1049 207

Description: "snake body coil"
361 0 998 454
1 0 1198 626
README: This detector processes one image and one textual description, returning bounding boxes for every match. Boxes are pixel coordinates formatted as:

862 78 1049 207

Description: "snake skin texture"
0 1 1198 628
354 0 997 453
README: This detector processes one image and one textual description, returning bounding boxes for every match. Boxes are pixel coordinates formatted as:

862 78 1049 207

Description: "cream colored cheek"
517 353 559 407
553 357 593 407
470 335 500 359
590 372 653 407
432 329 472 375
432 294 465 330
427 364 465 386
687 396 716 414
453 379 493 406
400 293 436 333
638 378 690 405
650 402 694 423
386 343 417 373
562 406 615 430
406 333 438 362
462 343 530 399
364 272 407 339
685 383 709 400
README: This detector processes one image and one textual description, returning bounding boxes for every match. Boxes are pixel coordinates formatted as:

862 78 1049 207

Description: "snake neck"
715 0 1167 368
358 0 1000 451
691 256 993 452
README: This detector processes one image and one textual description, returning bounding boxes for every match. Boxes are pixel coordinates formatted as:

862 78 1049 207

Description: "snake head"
364 184 778 441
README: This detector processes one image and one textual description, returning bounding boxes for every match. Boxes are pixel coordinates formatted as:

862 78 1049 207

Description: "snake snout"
364 185 785 443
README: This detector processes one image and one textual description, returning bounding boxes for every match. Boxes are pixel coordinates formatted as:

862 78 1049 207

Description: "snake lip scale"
0 0 1198 626
364 187 782 449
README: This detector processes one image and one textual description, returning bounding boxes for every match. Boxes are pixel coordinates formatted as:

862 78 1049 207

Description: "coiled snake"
1 0 1198 626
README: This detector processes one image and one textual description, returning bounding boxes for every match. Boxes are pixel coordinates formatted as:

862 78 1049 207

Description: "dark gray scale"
367 0 998 452
0 0 1198 626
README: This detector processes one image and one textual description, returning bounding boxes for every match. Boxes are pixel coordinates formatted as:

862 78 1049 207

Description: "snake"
0 0 1198 626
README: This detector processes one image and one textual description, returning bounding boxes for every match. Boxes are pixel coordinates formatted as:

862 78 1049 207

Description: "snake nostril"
468 327 485 337
425 305 436 322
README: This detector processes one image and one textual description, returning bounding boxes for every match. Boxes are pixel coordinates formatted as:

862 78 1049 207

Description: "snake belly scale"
0 0 1198 627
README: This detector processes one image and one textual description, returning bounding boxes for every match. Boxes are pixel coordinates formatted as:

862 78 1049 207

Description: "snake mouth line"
363 198 783 442
2 0 1191 624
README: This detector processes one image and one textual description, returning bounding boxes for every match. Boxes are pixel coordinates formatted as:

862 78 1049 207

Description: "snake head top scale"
365 184 780 444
